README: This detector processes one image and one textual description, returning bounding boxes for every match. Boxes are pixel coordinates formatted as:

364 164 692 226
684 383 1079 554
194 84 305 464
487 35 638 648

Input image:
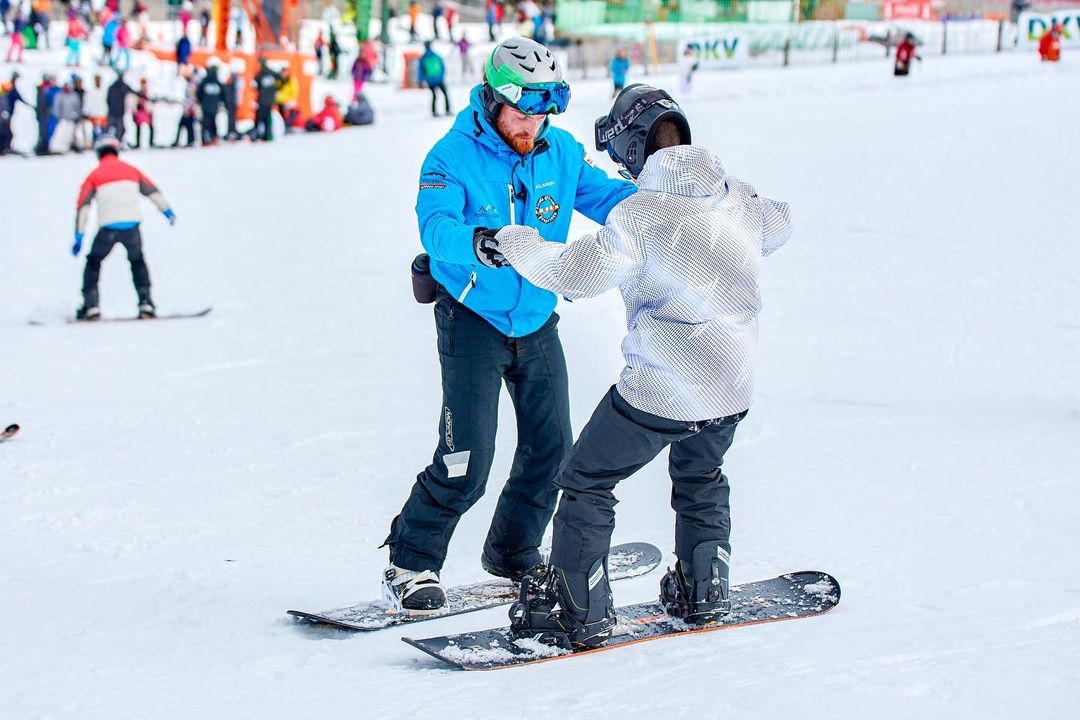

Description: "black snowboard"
403 570 840 670
29 308 212 326
288 542 663 632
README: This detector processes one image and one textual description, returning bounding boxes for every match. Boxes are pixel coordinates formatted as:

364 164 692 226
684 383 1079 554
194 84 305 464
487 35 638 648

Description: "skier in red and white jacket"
73 133 176 320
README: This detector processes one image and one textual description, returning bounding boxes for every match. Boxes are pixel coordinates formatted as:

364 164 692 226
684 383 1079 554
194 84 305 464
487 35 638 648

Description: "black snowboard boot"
508 557 616 649
137 292 156 319
381 565 447 615
480 550 542 583
75 304 101 321
660 539 731 624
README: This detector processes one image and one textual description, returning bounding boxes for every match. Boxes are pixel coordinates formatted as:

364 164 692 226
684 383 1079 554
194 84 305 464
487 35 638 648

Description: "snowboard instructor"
73 133 176 320
381 37 635 614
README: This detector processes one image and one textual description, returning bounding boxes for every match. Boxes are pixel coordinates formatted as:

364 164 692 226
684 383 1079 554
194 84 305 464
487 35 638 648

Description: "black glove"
473 227 509 269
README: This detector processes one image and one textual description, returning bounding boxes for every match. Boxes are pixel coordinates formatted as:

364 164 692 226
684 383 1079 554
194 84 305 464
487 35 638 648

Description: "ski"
403 570 840 670
287 542 663 632
0 424 19 442
29 308 212 326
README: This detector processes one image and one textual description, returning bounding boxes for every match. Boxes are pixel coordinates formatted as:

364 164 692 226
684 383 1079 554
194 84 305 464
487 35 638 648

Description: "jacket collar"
451 85 551 160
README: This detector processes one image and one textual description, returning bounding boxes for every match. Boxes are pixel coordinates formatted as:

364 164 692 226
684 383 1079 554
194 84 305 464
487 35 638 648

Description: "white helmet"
482 37 569 117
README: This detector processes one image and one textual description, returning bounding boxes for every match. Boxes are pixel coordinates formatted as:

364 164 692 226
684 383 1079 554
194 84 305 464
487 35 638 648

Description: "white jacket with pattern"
497 145 792 421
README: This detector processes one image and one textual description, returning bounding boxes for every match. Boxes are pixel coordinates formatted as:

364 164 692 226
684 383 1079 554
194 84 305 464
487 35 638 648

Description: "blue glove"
163 208 176 226
71 232 84 257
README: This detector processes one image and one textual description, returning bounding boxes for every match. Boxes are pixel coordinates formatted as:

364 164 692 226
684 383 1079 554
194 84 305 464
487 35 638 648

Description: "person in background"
304 93 342 132
50 77 83 153
172 68 198 147
1038 22 1063 62
431 0 444 39
179 0 193 35
456 32 473 81
275 65 299 130
222 63 241 140
198 1 210 46
72 133 176 320
1 71 34 154
407 0 420 41
34 73 57 155
678 44 698 94
196 60 225 144
100 10 119 65
485 0 496 41
230 1 245 49
894 32 921 76
418 40 450 117
6 12 27 63
445 1 457 37
610 48 629 97
112 14 131 72
82 72 108 139
251 56 280 141
130 76 155 148
176 32 191 73
106 71 147 140
328 27 341 79
65 10 88 66
314 29 326 75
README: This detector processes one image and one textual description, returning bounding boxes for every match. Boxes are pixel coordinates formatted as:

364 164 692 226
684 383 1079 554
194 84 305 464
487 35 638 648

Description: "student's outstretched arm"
497 207 643 300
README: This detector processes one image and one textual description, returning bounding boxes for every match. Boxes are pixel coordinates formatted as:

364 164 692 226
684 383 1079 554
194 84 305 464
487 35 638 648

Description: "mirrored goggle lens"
515 83 571 115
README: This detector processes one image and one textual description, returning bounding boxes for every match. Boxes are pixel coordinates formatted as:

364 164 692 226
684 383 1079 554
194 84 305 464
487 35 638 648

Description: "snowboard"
287 542 663 632
403 570 840 670
0 424 19 442
29 308 212 326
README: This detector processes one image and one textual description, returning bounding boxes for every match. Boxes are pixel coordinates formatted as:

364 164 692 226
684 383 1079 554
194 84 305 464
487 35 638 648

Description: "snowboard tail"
403 570 840 670
287 542 663 632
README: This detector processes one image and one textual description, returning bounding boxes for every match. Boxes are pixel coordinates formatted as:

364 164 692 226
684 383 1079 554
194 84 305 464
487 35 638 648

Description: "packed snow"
2 47 1079 719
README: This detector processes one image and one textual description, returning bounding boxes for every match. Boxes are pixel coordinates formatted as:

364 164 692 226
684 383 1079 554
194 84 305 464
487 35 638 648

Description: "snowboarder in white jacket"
494 84 793 648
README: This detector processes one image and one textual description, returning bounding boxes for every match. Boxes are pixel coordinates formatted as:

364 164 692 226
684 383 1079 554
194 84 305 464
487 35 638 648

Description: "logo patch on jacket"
419 172 447 190
535 195 560 224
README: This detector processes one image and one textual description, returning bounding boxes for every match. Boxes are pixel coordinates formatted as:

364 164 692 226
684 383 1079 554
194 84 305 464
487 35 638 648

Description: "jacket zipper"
457 270 477 303
507 182 516 225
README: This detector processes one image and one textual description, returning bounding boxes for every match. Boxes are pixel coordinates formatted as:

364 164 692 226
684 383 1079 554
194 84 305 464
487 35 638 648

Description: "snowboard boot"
137 293 156 319
660 539 731 624
508 557 616 649
75 304 101 321
381 565 447 616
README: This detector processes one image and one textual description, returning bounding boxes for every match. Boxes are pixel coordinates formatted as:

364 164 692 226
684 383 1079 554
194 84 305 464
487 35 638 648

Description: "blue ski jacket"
416 85 635 337
418 50 445 86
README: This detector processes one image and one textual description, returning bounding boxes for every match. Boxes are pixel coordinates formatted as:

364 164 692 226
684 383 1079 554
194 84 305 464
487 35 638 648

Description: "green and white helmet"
482 37 570 117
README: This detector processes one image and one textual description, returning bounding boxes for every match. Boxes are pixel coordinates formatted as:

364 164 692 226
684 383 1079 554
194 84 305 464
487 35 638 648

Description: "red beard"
496 115 536 155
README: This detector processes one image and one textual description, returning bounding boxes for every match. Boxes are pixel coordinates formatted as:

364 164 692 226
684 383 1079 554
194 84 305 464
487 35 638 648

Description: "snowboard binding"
508 558 616 650
660 540 732 625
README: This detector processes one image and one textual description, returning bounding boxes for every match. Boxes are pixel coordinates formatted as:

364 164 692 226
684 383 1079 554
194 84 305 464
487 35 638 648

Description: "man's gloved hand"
473 226 509 269
163 208 176 226
71 232 84 257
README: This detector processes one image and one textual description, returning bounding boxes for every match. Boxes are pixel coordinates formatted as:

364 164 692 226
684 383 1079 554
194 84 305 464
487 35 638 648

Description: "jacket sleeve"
137 170 171 213
571 143 636 225
75 172 96 234
496 205 643 300
415 147 480 267
759 195 792 257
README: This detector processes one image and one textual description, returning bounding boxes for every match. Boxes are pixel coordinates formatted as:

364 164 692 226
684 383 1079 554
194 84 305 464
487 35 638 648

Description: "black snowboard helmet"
594 84 691 179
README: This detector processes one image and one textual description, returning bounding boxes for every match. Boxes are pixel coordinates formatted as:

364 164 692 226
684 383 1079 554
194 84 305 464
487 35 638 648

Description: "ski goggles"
492 81 572 116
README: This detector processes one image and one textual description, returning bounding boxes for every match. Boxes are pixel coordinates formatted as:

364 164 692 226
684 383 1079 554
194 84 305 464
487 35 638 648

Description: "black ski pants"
253 102 273 140
549 386 745 574
385 286 572 574
82 226 151 307
428 83 450 116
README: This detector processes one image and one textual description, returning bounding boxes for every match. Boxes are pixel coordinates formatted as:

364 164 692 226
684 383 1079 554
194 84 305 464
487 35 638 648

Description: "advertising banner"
681 35 750 70
1018 9 1080 49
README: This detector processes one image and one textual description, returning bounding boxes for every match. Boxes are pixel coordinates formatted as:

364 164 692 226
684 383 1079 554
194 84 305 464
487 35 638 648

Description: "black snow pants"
384 286 572 574
82 226 151 307
549 386 746 574
428 83 450 116
253 102 273 140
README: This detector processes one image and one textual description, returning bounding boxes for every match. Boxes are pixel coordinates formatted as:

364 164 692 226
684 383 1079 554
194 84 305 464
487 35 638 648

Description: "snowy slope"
2 53 1079 719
